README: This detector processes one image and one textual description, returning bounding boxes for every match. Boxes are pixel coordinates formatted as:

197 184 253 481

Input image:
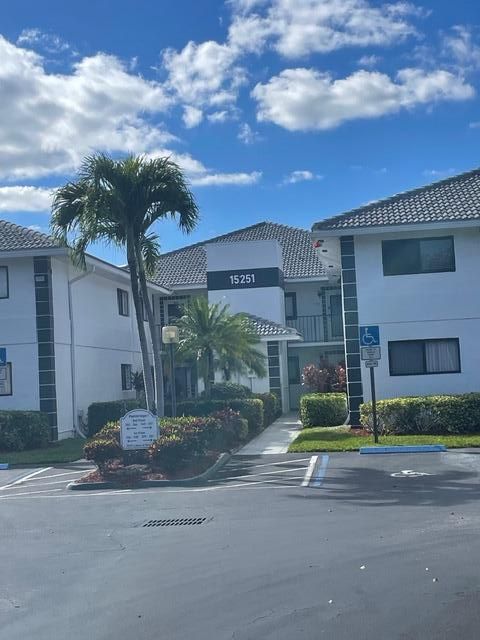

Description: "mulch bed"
75 452 220 486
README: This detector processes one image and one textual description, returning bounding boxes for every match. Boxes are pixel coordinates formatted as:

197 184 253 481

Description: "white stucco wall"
354 227 480 401
0 257 39 411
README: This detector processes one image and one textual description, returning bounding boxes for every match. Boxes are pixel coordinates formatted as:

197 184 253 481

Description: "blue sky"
1 0 479 263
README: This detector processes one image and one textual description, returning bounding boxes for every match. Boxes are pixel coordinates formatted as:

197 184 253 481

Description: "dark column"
340 236 363 427
34 257 58 440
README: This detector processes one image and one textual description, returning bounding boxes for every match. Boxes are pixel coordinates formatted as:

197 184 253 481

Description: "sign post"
359 326 381 444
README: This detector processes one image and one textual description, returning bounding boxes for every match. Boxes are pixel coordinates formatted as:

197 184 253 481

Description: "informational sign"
0 363 12 396
120 409 159 450
359 325 380 347
361 346 381 360
364 360 378 368
0 347 6 366
207 267 284 291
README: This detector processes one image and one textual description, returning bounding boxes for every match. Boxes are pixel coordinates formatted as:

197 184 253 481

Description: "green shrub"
177 398 264 434
83 438 122 471
87 400 142 437
0 410 50 451
360 393 480 435
300 393 348 428
148 416 222 472
210 409 249 449
253 392 281 427
204 382 252 400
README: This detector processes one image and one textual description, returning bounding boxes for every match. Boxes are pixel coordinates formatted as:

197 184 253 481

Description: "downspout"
68 266 95 437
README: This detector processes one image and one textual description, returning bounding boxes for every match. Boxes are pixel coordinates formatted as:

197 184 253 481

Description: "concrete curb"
67 452 231 491
360 445 447 454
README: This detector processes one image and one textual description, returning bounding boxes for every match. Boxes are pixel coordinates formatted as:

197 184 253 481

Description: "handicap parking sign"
359 326 380 347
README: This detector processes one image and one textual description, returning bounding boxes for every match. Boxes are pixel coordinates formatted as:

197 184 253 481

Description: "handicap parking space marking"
390 469 433 478
0 467 52 491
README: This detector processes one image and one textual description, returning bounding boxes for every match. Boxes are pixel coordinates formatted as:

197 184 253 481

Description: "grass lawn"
288 427 480 453
0 438 85 465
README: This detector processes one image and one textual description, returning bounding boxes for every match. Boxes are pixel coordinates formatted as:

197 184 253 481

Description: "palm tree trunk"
134 239 165 417
204 348 214 398
126 230 155 411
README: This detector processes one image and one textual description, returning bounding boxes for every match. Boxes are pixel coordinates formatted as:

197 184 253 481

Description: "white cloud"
252 67 474 131
0 35 173 179
238 123 261 144
147 148 261 187
441 25 480 70
163 40 246 119
17 27 72 55
0 186 53 212
183 105 204 128
357 54 381 67
191 171 262 186
283 170 323 184
207 110 231 123
229 0 422 58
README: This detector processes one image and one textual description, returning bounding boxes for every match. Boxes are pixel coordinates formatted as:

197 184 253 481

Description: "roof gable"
152 221 326 288
0 220 59 252
313 168 480 232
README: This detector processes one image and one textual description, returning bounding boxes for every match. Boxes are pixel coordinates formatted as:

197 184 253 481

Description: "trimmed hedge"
204 382 253 400
253 392 281 427
0 410 50 452
176 398 264 434
87 400 142 437
300 393 348 428
360 393 480 435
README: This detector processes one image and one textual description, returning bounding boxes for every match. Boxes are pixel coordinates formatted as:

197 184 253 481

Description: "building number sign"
229 273 256 286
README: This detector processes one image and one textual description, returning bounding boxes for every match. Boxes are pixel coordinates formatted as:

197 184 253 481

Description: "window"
121 364 132 390
389 339 460 376
117 288 129 316
167 302 183 324
285 292 297 320
288 355 300 384
382 236 455 276
0 267 8 299
0 363 12 395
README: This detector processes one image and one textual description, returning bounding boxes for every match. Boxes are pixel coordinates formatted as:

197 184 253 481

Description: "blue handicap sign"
0 348 6 366
359 326 380 347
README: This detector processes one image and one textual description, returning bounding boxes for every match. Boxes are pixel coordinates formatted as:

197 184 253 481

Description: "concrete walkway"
237 412 302 455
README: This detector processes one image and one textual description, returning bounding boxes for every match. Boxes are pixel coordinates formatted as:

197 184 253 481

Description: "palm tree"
51 153 198 414
177 297 266 397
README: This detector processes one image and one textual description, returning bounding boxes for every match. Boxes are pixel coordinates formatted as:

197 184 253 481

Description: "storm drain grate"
142 517 208 527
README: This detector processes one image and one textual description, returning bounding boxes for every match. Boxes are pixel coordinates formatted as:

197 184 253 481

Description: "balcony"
286 314 343 343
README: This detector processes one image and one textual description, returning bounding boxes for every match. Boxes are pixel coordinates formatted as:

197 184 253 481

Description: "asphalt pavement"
2 450 480 639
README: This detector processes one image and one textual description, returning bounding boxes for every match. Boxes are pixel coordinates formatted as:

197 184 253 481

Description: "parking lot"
2 450 480 639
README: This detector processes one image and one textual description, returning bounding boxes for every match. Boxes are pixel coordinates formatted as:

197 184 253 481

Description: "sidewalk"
237 413 302 455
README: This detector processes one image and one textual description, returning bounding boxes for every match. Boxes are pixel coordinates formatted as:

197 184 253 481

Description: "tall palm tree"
177 297 266 397
51 153 198 414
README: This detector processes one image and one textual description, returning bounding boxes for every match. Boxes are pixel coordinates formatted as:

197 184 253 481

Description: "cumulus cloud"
183 105 204 128
0 35 173 179
0 186 53 212
147 148 261 187
229 0 422 58
357 54 381 67
283 170 323 184
441 25 480 70
423 168 456 178
252 67 474 131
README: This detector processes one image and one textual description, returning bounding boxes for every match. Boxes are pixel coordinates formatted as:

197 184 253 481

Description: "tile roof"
0 220 59 252
245 313 301 339
152 222 326 287
313 167 480 232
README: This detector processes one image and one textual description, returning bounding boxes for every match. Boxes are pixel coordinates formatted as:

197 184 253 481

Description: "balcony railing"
286 314 343 343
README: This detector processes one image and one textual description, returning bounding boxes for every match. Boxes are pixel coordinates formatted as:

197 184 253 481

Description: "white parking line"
31 469 89 480
0 488 63 498
238 457 312 469
214 466 307 482
0 467 52 491
301 456 318 487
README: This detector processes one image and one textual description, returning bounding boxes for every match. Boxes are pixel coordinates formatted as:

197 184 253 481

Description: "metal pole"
170 342 177 418
370 366 378 444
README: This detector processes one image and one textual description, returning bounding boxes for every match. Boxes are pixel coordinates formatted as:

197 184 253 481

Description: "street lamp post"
162 325 179 418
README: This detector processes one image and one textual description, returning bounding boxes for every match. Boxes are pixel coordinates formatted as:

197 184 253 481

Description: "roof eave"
312 219 480 237
0 247 67 258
